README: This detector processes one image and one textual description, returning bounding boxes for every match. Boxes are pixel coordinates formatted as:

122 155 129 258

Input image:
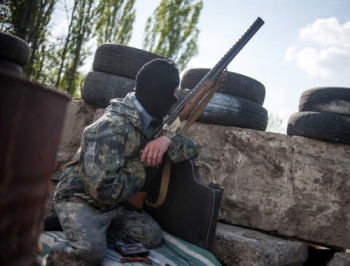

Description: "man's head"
135 58 180 124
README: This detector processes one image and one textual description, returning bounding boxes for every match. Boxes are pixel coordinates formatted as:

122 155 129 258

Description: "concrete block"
212 222 307 266
186 123 350 249
55 99 95 170
328 252 350 266
280 136 350 249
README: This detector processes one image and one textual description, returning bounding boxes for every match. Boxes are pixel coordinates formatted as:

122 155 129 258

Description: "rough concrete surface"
186 123 350 249
187 124 293 233
280 136 350 249
55 99 95 171
328 252 350 266
212 222 307 266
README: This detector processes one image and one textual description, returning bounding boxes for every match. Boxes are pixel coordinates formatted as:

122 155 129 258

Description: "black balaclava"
135 58 180 125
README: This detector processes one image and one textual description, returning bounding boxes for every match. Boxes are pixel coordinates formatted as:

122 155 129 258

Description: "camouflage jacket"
54 94 199 211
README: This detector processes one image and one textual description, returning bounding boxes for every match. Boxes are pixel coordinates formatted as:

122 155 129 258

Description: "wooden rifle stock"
179 79 214 120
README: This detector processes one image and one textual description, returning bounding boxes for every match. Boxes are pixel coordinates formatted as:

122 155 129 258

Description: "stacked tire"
176 68 268 131
81 44 168 108
287 87 350 144
0 31 31 76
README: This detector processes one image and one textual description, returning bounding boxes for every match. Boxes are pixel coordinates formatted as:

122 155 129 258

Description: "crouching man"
42 59 198 265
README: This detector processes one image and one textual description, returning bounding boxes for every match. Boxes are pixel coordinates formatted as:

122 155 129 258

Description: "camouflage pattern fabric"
107 203 162 248
54 93 198 211
42 200 161 266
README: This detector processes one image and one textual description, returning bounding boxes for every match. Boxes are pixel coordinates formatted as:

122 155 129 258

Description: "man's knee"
110 208 163 249
141 221 162 249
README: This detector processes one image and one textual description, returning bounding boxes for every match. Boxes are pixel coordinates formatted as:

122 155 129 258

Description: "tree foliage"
0 0 202 95
0 0 56 79
95 0 135 45
142 0 203 72
0 0 137 96
55 0 136 95
55 0 97 95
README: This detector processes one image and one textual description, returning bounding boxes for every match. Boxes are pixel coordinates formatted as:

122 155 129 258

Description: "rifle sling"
146 73 225 208
145 158 171 208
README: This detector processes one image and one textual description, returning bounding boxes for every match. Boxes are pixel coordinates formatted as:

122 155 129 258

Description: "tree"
0 0 15 33
0 0 40 38
27 1 56 79
54 0 87 95
0 0 56 79
1 0 202 96
95 0 135 45
55 0 136 96
142 0 203 72
0 0 137 96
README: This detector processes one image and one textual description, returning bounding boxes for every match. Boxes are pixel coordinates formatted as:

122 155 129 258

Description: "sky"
126 0 350 132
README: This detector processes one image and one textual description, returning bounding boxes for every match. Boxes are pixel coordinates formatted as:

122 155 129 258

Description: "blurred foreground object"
0 71 70 265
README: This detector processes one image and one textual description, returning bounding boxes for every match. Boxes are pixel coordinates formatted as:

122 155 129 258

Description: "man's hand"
139 136 171 166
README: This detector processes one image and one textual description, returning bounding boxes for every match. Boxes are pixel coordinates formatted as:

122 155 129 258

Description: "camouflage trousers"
42 199 162 266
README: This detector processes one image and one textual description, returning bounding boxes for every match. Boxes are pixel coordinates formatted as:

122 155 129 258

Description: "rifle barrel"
209 17 264 80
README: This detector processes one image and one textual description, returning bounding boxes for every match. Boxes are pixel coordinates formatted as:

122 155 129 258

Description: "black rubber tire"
0 31 31 66
173 90 268 131
82 71 135 107
287 112 350 144
180 68 266 105
93 44 167 79
0 58 23 76
299 87 350 116
200 92 268 131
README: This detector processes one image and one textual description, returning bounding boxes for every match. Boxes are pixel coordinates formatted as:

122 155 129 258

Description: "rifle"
130 17 265 209
159 17 265 134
